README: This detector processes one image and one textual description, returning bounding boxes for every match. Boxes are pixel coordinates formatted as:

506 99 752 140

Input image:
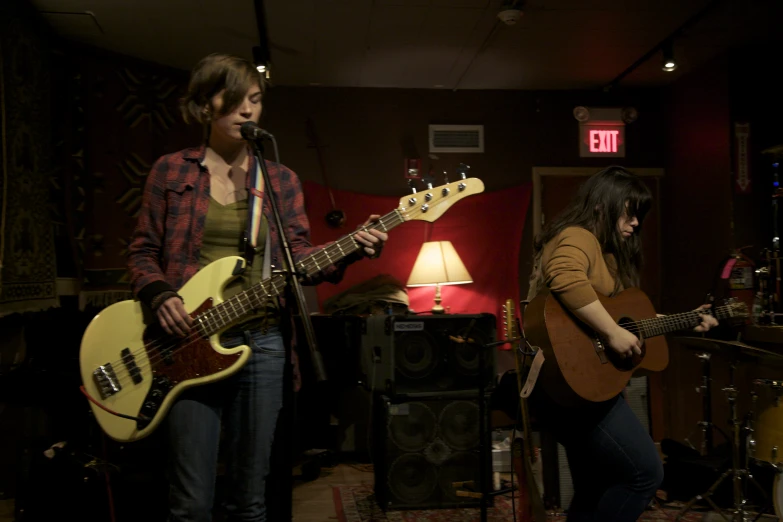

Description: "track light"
661 40 677 72
252 45 270 78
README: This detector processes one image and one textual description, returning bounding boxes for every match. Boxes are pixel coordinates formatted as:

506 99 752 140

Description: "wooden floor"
292 462 374 521
0 500 11 522
0 462 375 522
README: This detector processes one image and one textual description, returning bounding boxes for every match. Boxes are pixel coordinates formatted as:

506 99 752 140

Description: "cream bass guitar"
80 178 484 442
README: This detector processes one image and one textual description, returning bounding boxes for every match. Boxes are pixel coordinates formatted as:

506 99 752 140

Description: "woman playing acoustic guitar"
526 166 718 521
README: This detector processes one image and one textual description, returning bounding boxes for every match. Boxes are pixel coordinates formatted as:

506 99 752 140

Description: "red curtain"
302 180 532 347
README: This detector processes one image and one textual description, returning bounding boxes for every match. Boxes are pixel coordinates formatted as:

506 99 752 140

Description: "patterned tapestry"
0 0 59 315
76 54 199 309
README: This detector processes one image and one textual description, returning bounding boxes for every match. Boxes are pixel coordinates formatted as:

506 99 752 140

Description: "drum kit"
674 336 783 521
753 151 783 326
673 153 783 520
750 378 783 518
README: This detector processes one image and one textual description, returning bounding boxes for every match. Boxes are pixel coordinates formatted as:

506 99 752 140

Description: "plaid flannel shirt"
128 144 357 308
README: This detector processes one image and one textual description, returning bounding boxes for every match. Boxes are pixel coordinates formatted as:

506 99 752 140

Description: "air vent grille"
429 125 484 153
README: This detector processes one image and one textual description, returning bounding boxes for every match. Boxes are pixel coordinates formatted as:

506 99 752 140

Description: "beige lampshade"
406 241 473 287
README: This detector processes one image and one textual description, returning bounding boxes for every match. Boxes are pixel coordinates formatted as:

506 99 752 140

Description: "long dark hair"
533 166 653 289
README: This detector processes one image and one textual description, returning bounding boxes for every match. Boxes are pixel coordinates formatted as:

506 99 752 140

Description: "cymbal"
761 143 783 156
742 324 783 345
673 336 783 360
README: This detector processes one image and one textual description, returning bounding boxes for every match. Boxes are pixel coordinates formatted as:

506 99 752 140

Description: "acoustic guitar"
522 287 749 406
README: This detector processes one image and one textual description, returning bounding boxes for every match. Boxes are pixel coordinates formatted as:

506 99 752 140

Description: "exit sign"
580 124 625 157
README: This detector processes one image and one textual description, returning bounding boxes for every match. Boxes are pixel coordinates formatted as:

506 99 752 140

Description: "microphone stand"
247 136 327 382
451 325 517 522
247 135 325 521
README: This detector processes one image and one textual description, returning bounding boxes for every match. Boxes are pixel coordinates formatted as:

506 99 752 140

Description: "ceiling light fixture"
497 0 524 25
661 40 677 72
252 45 270 78
604 0 723 91
573 106 590 122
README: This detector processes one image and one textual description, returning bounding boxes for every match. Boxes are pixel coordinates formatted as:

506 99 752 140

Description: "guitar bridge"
93 363 122 399
594 338 609 364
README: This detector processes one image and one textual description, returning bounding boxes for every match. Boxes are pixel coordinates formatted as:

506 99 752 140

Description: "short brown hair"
180 53 265 124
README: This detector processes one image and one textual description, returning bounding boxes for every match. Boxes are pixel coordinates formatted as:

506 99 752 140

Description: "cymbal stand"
772 161 780 322
756 159 782 324
684 352 727 456
676 360 769 521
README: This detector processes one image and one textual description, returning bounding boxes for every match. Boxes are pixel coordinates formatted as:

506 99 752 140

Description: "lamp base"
431 283 445 314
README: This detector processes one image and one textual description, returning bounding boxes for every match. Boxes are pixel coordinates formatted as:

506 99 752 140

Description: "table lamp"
406 241 472 314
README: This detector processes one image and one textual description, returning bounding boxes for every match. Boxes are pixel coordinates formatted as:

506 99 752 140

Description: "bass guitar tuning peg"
422 172 435 190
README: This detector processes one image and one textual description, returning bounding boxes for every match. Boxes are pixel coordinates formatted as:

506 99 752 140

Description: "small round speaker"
388 454 438 504
389 402 437 452
573 106 590 122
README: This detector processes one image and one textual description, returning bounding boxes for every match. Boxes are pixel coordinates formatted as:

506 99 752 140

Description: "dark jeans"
165 327 286 522
530 390 663 522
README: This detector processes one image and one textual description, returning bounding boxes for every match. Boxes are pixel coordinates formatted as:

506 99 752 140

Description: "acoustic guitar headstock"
720 298 750 326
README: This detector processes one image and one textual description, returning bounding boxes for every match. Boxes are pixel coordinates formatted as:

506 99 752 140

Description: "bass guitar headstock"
398 177 484 223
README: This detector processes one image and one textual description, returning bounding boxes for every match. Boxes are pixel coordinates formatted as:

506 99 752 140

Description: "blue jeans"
165 327 286 522
531 392 664 522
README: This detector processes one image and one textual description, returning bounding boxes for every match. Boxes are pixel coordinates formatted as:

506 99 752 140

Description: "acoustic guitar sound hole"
606 317 645 371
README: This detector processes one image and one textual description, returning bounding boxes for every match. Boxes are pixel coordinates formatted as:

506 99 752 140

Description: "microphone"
240 121 274 141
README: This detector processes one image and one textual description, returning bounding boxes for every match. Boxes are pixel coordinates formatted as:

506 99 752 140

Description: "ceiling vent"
428 125 484 153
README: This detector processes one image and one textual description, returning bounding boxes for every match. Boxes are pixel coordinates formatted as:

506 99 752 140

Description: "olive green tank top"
199 196 279 332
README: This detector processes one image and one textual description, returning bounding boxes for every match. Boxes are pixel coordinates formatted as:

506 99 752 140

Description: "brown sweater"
528 226 620 310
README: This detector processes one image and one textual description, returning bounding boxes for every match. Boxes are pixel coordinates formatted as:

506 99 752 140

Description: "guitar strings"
90 205 413 391
126 211 400 364
108 288 740 394
100 223 380 388
618 304 738 336
87 183 741 400
105 285 739 395
108 285 738 399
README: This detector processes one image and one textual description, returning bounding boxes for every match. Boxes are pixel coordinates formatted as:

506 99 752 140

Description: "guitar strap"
511 314 548 522
520 349 544 399
244 158 272 280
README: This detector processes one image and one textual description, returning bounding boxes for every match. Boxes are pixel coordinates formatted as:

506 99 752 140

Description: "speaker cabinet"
372 393 492 511
361 314 496 396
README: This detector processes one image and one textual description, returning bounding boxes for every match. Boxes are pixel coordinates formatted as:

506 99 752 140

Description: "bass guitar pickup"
121 347 143 384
